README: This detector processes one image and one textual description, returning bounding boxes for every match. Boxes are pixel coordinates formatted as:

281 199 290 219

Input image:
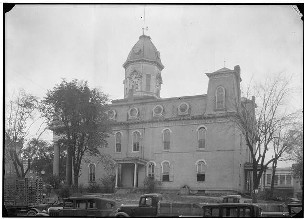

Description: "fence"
4 176 43 206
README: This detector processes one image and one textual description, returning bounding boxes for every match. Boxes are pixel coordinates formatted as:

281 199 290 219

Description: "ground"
82 192 223 207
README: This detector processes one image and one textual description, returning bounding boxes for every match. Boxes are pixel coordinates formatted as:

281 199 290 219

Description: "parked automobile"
258 203 289 217
222 195 252 203
287 203 302 217
48 195 116 217
115 193 203 217
200 203 262 217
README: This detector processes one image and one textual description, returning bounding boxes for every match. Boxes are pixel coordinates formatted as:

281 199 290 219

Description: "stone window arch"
197 126 207 149
162 128 171 150
147 161 156 178
216 86 225 110
195 160 207 182
115 132 122 153
88 163 96 183
132 130 141 152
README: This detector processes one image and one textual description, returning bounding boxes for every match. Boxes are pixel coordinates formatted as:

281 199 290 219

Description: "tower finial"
141 5 148 35
224 60 226 67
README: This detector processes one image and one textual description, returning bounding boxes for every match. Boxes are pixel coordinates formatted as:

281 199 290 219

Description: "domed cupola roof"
123 34 164 70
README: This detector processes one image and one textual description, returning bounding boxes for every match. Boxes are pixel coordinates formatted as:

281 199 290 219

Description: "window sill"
131 151 140 153
197 148 206 151
214 108 226 112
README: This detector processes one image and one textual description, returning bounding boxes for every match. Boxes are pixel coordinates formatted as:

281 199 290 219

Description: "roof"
64 195 115 203
123 34 164 70
201 203 260 207
215 67 233 72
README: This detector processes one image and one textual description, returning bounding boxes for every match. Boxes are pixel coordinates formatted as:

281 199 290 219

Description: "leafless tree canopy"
234 75 298 202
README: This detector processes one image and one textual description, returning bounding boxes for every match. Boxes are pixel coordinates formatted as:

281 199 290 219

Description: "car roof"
142 193 163 197
64 195 115 203
202 203 260 207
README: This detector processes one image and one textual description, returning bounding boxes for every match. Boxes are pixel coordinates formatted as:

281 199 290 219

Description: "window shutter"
169 163 174 182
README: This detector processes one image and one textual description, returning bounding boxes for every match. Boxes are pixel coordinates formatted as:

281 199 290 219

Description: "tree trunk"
252 162 259 203
270 159 277 199
66 145 72 186
73 171 79 187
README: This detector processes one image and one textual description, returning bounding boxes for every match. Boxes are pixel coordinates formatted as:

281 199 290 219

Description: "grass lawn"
84 192 222 207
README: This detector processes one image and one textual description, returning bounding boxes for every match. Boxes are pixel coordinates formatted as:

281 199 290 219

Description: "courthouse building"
62 34 256 193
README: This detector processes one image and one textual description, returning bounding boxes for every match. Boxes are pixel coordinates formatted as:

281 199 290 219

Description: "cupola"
123 34 164 99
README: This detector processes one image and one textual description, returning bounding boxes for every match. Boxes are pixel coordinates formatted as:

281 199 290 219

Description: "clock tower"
123 34 164 99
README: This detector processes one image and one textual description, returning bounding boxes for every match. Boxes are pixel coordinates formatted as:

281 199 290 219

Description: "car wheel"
27 209 37 216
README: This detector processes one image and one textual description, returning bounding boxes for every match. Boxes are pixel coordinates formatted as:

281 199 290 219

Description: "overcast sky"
5 4 303 166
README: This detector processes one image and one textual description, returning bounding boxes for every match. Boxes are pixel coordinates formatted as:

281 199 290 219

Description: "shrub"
45 175 63 189
87 183 102 193
57 185 71 198
144 177 161 193
100 175 116 193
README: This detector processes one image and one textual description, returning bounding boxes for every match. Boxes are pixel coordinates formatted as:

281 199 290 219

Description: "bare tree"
5 89 46 178
234 75 296 202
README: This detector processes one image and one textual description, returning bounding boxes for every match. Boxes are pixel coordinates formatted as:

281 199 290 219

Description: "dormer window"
178 102 190 115
216 86 225 110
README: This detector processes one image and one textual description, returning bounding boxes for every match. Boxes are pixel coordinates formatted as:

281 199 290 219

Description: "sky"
4 4 303 166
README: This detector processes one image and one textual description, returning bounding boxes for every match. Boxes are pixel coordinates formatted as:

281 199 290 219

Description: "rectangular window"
146 74 151 92
162 174 169 182
280 175 285 185
198 139 205 149
197 173 205 182
266 174 271 185
164 141 170 150
286 175 291 185
274 175 278 186
133 142 139 152
116 143 121 153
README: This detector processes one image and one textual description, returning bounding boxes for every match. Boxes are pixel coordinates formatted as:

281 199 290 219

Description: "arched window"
115 132 122 153
197 127 206 149
216 86 225 109
196 160 206 182
89 164 95 183
133 131 140 152
163 129 171 150
147 162 155 178
162 161 170 182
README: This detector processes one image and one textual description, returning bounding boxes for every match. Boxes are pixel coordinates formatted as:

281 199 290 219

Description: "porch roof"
114 157 148 165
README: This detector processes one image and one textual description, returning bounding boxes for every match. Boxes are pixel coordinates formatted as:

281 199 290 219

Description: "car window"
204 207 219 217
222 207 238 217
105 202 114 209
88 200 97 209
146 197 153 206
64 200 74 208
76 200 86 209
239 207 251 217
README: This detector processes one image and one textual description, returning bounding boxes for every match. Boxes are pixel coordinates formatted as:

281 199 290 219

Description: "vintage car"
258 203 289 217
287 203 302 217
221 195 252 203
115 193 203 217
201 203 262 217
48 195 116 217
